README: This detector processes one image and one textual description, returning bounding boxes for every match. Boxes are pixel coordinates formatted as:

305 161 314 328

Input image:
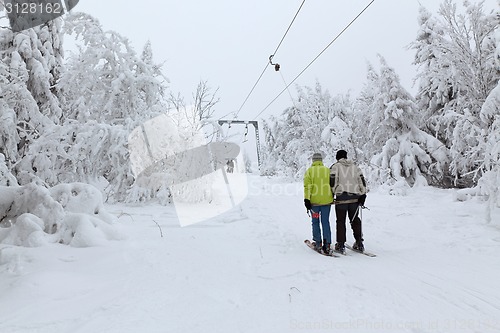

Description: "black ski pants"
335 200 363 244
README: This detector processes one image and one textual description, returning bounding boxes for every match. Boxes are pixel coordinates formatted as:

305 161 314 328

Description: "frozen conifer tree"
366 56 449 187
411 6 452 143
350 62 378 163
260 116 287 177
320 93 355 161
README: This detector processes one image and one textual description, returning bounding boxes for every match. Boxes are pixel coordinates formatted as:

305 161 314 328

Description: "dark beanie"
336 150 347 160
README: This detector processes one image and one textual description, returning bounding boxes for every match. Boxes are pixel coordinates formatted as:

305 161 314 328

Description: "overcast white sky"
73 0 497 123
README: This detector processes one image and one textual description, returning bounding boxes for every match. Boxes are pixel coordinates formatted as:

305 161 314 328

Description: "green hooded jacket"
303 161 334 205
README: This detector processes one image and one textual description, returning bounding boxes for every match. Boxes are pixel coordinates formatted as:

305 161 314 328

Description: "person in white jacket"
329 150 367 253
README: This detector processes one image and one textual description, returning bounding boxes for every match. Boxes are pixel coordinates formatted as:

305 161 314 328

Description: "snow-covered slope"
1 175 499 333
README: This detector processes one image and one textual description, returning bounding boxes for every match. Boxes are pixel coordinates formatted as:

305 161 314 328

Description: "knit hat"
312 152 323 161
336 149 347 160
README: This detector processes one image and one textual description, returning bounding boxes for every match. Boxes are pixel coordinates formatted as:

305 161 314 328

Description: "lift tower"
217 120 261 167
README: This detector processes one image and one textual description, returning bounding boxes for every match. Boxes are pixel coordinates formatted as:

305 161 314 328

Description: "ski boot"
334 242 346 255
322 241 331 255
312 241 322 253
353 240 364 252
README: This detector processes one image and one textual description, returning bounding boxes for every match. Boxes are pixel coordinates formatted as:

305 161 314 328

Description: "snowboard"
304 240 340 257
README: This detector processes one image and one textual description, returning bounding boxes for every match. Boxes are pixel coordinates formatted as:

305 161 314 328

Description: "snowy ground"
1 174 499 333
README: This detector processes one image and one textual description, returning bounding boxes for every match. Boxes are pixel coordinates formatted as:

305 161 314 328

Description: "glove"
304 199 312 210
358 194 367 206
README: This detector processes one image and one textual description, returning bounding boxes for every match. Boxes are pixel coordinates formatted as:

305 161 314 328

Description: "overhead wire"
271 0 307 58
230 0 307 120
252 0 376 120
279 70 298 110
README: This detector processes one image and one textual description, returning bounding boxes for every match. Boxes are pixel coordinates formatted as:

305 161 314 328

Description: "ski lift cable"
232 0 307 119
279 69 298 110
252 0 376 121
271 0 307 58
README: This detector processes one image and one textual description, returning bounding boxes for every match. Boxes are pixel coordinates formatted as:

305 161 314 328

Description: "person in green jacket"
303 152 334 254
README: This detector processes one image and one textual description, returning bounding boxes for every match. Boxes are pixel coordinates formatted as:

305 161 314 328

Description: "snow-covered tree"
6 13 173 202
260 116 288 177
364 56 449 187
411 0 499 186
0 63 21 166
411 5 454 142
477 109 500 213
0 19 64 166
13 20 64 123
476 25 500 216
167 79 221 142
261 82 354 178
350 62 379 163
59 12 167 124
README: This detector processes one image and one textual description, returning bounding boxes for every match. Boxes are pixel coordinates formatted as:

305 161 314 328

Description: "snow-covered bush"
0 184 64 234
376 179 412 197
1 152 121 247
14 121 133 202
49 183 115 223
370 135 429 187
0 181 121 247
126 173 172 205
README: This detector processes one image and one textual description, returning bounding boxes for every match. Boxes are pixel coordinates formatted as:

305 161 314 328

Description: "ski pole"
353 205 360 220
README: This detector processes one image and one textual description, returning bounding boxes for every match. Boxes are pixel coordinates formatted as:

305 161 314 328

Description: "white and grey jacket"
330 158 366 196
